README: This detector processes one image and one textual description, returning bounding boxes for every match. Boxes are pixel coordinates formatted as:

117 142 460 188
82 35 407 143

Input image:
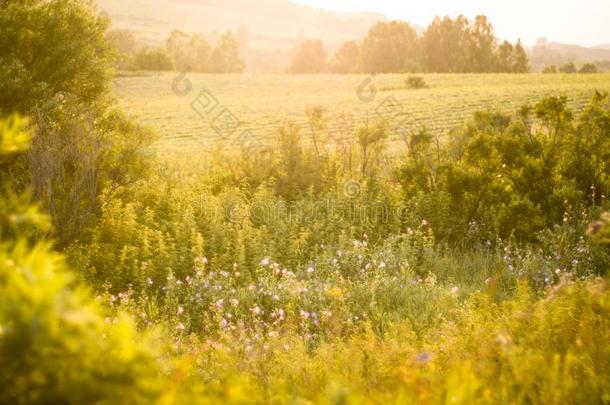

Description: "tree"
289 39 328 74
468 15 496 72
187 35 212 72
579 63 599 73
560 62 577 73
0 0 154 246
210 31 245 73
360 21 421 73
543 65 558 73
512 40 529 73
0 0 113 114
166 30 192 71
331 40 360 73
423 16 471 72
496 41 514 72
166 31 212 72
106 29 137 70
133 47 174 71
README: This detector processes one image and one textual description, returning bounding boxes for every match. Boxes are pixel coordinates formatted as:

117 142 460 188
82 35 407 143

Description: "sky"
292 0 610 47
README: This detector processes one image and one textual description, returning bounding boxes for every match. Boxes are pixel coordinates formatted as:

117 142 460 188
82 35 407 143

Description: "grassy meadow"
3 1 610 403
115 73 610 151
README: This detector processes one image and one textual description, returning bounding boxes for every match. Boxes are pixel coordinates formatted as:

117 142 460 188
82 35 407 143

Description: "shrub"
406 76 428 89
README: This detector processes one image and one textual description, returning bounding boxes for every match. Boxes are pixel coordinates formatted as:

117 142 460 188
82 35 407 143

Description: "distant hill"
96 0 387 72
96 0 384 48
529 38 610 71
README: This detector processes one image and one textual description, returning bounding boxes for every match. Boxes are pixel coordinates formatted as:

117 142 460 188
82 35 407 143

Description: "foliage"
0 0 155 246
0 116 168 404
2 5 610 401
133 47 174 71
330 40 360 74
423 15 528 73
406 76 428 89
397 93 610 246
359 21 421 73
580 63 599 74
210 32 246 74
561 62 578 73
289 39 328 74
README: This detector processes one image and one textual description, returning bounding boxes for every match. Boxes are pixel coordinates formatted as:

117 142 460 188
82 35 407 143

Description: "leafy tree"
0 0 154 246
331 40 360 73
512 40 529 73
579 63 599 73
166 30 212 72
166 30 192 71
210 31 245 73
133 47 174 71
0 0 113 113
106 29 137 70
560 62 577 73
423 15 529 73
423 16 471 72
468 15 496 72
360 21 421 73
543 65 558 73
495 41 514 72
289 39 328 74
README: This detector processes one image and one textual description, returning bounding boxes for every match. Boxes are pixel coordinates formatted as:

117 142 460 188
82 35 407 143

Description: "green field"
114 73 610 151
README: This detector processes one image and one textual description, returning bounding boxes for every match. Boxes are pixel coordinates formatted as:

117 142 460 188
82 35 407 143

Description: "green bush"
406 76 428 89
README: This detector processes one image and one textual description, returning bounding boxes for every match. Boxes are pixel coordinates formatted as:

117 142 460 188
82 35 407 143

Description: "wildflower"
251 306 262 316
261 257 270 266
415 352 431 363
177 306 184 315
422 219 428 226
327 287 344 300
307 266 315 274
176 323 185 331
220 318 228 329
300 310 310 320
451 286 459 295
215 299 224 309
379 261 386 269
230 298 239 306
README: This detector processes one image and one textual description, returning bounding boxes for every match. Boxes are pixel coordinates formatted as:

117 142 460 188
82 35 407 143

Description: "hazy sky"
292 0 609 47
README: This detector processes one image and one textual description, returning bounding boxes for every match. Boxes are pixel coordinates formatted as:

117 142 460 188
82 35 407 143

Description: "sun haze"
292 0 610 46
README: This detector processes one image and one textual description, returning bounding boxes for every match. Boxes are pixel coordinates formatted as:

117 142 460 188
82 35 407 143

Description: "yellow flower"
327 287 344 300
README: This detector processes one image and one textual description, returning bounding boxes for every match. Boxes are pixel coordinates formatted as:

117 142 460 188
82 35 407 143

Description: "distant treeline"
108 15 529 74
291 16 529 74
107 30 245 73
543 62 600 74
